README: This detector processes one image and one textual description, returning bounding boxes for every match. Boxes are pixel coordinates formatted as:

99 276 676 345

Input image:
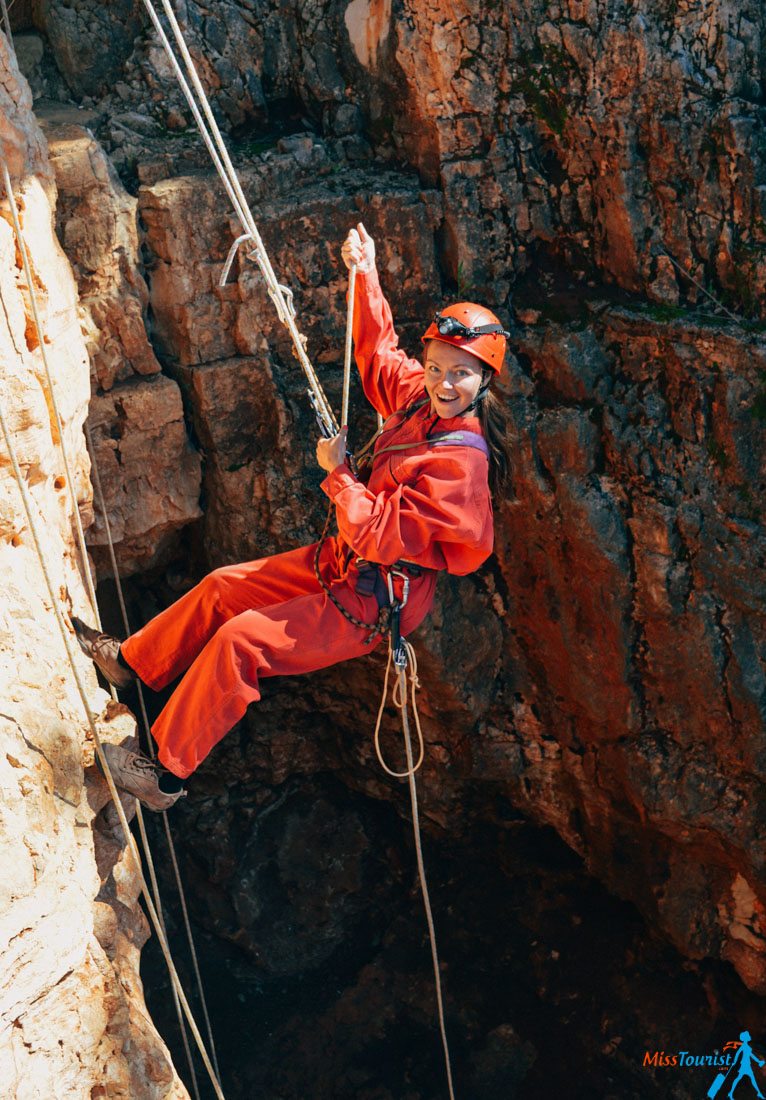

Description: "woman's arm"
320 449 493 575
342 223 425 419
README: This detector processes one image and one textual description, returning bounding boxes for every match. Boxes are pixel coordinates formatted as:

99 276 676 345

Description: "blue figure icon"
727 1031 765 1099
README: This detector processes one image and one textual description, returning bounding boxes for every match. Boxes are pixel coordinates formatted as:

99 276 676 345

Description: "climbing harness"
0 163 223 1100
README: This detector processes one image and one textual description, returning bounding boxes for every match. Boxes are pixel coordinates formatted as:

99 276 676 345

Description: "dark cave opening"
137 762 765 1100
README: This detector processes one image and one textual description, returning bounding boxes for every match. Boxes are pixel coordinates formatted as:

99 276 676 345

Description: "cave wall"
0 39 187 1099
2 0 766 1093
24 0 766 310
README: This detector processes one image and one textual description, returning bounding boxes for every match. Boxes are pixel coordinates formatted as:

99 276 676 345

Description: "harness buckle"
386 567 410 611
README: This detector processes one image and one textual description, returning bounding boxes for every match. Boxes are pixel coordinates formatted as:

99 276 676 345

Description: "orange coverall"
121 266 494 778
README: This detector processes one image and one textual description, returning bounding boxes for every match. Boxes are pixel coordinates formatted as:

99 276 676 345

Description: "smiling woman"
73 220 514 813
424 342 485 417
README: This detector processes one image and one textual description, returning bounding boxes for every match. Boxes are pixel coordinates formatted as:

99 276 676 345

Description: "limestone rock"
0 50 187 1096
42 116 162 392
0 32 47 180
86 375 202 579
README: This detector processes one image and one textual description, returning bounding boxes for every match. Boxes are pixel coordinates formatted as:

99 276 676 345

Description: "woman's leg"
121 539 337 691
152 577 390 778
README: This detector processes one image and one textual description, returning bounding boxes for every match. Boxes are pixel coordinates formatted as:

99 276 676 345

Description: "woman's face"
424 340 486 418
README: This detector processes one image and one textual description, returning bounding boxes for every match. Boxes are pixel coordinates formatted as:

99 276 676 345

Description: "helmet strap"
464 369 492 414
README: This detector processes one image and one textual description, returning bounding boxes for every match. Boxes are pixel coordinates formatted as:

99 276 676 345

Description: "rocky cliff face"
3 0 766 1096
0 40 187 1100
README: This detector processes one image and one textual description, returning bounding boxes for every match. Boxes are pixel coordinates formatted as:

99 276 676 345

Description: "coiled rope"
0 163 224 1100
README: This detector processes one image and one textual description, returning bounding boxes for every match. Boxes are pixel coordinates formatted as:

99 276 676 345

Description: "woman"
74 222 513 811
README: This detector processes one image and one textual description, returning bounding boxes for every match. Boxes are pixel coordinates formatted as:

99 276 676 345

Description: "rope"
373 642 424 779
312 501 390 645
137 0 337 433
134 798 201 1100
0 166 223 1098
0 393 225 1100
385 640 456 1099
0 0 12 50
658 247 743 325
341 263 356 427
84 423 221 1087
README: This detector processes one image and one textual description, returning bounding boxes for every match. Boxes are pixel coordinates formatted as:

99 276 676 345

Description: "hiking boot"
72 616 136 689
99 743 186 813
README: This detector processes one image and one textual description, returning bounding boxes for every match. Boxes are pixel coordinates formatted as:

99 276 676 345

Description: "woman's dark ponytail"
478 373 513 497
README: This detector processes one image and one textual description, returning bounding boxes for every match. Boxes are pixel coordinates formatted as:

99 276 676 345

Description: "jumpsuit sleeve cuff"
356 264 381 290
346 263 381 305
320 463 358 499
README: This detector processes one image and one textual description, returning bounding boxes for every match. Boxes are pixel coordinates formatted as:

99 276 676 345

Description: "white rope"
84 421 221 1087
0 393 226 1100
0 164 223 1099
138 0 336 431
383 640 456 1100
0 0 12 50
134 800 202 1100
373 642 425 779
341 263 356 427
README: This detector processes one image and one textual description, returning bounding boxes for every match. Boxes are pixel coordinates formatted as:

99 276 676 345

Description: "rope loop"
373 639 425 779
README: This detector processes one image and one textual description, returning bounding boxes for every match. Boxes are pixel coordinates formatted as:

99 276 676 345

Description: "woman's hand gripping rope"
341 222 375 274
316 426 348 473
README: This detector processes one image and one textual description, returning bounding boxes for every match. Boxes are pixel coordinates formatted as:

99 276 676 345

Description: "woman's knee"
197 564 235 604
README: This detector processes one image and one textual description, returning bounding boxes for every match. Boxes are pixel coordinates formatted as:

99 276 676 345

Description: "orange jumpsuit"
121 267 494 778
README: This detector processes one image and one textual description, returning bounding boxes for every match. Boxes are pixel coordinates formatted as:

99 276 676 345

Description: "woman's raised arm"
341 222 425 418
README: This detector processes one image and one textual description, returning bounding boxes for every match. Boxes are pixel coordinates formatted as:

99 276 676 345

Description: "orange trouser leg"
121 540 436 779
148 579 390 778
121 540 337 692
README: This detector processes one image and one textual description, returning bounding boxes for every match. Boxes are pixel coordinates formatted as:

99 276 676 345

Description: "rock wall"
27 0 766 312
0 37 187 1099
2 0 766 1095
108 121 766 1000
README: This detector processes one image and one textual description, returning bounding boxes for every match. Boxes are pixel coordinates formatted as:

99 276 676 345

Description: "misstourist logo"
641 1031 766 1099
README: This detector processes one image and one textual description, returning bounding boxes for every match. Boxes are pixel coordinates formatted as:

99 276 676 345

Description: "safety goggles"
434 312 510 340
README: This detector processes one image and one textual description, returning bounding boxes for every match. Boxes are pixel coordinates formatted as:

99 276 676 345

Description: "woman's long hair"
478 373 513 497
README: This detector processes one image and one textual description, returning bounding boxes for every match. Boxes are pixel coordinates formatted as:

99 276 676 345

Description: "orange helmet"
422 302 509 374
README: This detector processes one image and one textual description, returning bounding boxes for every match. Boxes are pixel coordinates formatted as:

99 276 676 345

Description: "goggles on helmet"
433 312 510 341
